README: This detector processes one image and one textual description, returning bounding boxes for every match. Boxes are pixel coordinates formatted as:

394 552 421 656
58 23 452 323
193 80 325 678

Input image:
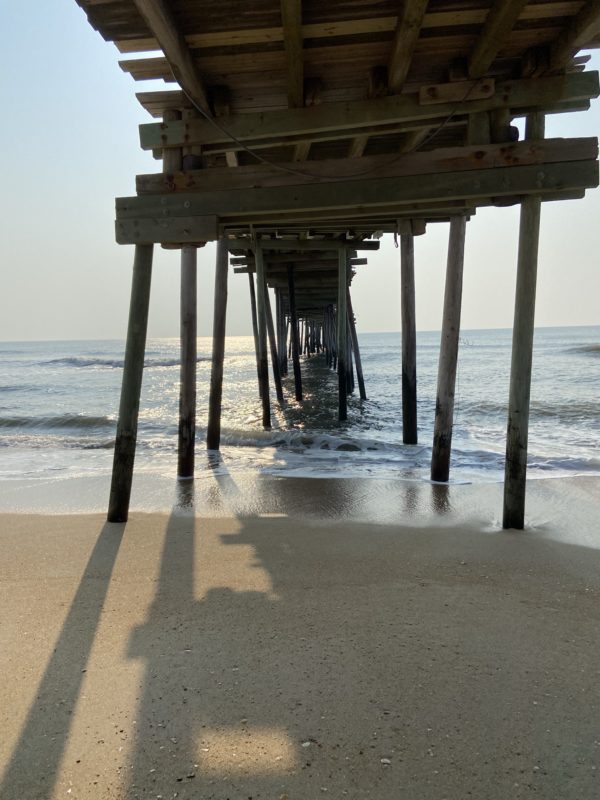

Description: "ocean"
0 326 598 515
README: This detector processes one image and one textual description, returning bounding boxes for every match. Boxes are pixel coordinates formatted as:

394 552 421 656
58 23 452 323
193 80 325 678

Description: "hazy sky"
1 2 599 341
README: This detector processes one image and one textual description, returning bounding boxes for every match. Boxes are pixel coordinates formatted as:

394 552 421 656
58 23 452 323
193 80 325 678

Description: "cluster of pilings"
234 244 369 429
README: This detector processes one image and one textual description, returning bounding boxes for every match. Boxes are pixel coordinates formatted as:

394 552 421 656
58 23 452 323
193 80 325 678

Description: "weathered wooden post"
248 272 262 398
162 109 198 478
264 282 285 405
337 247 348 421
107 244 154 523
287 265 303 401
431 216 467 482
206 239 229 450
254 242 271 428
177 245 197 477
401 233 418 443
347 288 367 400
503 113 545 530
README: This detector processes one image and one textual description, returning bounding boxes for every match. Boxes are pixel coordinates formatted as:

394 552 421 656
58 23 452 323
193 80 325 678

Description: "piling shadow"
0 521 125 799
123 509 600 799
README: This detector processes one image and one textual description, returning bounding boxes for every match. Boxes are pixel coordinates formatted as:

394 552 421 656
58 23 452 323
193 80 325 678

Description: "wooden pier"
75 0 600 527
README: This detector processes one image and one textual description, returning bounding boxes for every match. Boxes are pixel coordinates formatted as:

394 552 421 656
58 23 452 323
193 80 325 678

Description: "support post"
264 282 285 405
254 242 271 429
287 265 303 401
248 273 262 398
206 239 229 450
108 244 154 522
347 288 367 400
337 248 348 421
503 112 545 530
177 245 197 477
401 233 418 443
431 216 467 482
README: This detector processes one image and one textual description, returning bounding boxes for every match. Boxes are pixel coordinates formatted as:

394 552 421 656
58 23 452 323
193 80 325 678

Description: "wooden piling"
206 239 229 450
503 113 545 530
177 245 197 477
264 281 285 404
248 273 262 398
107 244 154 523
431 216 467 482
400 233 418 444
287 265 303 401
347 289 367 400
254 243 271 429
337 248 348 421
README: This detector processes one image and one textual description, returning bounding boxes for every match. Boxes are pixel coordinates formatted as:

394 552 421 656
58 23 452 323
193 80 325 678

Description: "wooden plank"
138 72 599 150
281 0 303 108
136 138 598 195
468 0 529 79
131 0 211 114
115 215 219 245
119 160 600 222
388 0 429 93
549 0 600 72
419 78 495 105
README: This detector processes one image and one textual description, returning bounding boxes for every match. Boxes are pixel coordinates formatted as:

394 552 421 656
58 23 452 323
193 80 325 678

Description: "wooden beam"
281 0 303 108
254 243 272 429
137 138 597 196
468 0 529 79
287 266 303 401
548 0 600 73
139 72 599 151
226 239 380 252
388 0 429 93
118 159 599 226
131 0 211 114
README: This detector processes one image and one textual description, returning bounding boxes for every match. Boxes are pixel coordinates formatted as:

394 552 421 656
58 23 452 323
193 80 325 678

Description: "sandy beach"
1 476 599 799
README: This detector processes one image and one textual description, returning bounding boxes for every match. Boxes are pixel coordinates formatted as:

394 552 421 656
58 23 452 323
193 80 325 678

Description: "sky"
1 1 599 341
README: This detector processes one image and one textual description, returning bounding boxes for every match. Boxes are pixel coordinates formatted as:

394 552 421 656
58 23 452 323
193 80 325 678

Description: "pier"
75 0 600 527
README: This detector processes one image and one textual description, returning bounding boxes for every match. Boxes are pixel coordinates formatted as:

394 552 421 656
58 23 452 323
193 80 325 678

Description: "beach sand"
1 477 599 799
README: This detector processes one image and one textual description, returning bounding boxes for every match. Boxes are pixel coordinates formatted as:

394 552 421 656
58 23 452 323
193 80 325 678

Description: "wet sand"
1 478 600 799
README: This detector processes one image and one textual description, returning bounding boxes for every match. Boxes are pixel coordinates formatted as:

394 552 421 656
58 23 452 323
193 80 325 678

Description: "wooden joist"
131 0 211 115
138 72 599 152
388 0 429 93
468 0 529 79
112 3 586 54
281 0 303 108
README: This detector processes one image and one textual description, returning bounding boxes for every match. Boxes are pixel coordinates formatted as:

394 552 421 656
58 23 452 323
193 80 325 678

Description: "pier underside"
74 0 600 526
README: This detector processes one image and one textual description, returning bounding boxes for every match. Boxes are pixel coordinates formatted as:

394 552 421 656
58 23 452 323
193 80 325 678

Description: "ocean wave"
567 344 600 356
461 398 600 421
41 356 207 369
0 413 115 431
